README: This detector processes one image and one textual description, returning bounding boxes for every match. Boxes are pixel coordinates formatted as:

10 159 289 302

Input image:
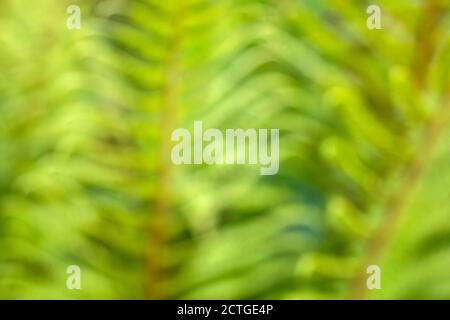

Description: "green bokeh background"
0 0 449 299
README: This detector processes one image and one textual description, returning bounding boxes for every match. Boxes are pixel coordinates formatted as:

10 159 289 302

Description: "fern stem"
145 2 187 299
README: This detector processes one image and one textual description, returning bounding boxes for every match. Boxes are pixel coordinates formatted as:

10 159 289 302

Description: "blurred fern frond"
0 0 449 299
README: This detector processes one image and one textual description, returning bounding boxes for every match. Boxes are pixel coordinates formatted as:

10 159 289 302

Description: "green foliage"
0 0 449 299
